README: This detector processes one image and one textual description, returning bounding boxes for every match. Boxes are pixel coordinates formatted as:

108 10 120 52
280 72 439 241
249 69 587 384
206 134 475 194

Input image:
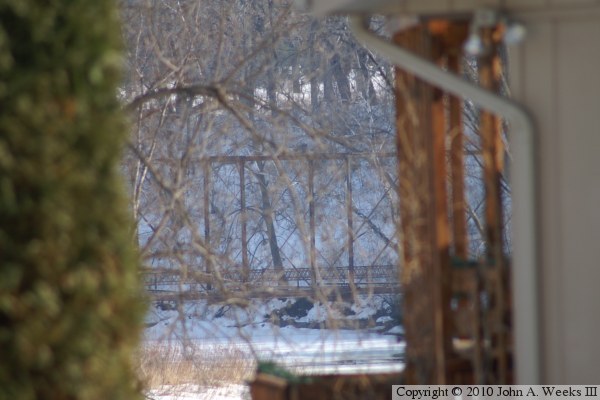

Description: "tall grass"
137 341 254 392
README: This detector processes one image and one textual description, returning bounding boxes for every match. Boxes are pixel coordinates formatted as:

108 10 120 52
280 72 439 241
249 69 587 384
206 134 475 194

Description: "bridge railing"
144 264 399 292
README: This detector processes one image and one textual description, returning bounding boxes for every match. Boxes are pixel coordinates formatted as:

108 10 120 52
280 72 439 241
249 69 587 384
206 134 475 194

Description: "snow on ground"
144 296 404 400
148 384 248 400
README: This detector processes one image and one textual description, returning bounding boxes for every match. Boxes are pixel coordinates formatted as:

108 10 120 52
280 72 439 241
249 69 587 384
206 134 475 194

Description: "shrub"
0 2 144 399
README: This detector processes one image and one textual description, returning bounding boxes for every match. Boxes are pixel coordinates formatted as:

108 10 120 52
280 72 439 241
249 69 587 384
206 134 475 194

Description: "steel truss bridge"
142 152 401 301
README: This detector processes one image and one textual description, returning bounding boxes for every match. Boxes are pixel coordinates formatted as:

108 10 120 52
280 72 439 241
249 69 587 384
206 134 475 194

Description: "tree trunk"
309 20 320 114
358 48 378 105
256 162 287 283
331 54 352 102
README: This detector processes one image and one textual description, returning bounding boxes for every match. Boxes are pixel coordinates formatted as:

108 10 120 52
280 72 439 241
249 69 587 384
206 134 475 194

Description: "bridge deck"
144 264 401 300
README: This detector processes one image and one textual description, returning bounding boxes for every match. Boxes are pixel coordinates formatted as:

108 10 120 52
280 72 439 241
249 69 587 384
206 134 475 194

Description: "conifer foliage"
0 2 144 398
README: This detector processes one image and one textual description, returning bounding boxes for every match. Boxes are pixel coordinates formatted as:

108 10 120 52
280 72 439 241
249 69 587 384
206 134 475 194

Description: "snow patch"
386 325 405 335
149 384 248 400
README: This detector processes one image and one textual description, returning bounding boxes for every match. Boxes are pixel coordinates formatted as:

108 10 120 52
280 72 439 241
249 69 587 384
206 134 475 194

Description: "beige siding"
556 19 600 383
510 19 563 383
510 12 600 383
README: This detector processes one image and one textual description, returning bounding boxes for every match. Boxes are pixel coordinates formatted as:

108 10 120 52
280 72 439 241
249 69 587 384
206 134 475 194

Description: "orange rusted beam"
430 58 453 383
395 25 434 384
479 28 505 268
445 23 470 259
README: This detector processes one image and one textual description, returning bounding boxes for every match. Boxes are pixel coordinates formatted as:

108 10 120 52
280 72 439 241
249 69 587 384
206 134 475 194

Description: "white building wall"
508 7 600 384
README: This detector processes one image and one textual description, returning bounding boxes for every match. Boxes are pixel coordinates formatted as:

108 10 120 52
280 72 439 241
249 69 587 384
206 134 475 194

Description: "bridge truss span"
141 152 401 299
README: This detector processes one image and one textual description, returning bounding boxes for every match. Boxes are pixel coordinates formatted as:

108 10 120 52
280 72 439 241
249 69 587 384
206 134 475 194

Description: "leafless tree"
120 0 399 345
118 1 511 390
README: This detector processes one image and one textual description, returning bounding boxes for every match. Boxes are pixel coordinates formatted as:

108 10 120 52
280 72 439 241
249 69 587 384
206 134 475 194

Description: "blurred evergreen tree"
0 1 144 399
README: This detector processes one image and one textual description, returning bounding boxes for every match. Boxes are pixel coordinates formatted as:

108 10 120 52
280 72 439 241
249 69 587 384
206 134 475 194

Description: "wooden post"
479 31 506 264
478 26 510 384
394 24 448 384
447 48 485 385
442 22 486 383
429 48 453 382
447 54 469 259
